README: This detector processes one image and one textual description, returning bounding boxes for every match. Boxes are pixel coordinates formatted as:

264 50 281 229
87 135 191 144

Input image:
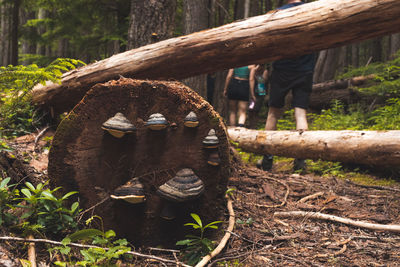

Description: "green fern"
0 58 85 137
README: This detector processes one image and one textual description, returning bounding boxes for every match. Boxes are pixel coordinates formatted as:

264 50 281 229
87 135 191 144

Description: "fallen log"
308 74 377 110
32 0 400 114
312 75 376 92
227 127 400 167
48 78 230 246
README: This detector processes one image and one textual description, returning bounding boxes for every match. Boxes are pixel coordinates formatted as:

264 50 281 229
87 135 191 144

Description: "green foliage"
276 109 296 130
50 216 131 267
16 181 79 236
337 51 400 97
309 101 368 130
176 213 222 265
0 58 84 138
369 98 400 130
0 177 18 226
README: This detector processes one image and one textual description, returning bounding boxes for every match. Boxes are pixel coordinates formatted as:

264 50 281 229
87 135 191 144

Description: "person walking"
223 65 256 127
248 64 268 129
259 0 316 171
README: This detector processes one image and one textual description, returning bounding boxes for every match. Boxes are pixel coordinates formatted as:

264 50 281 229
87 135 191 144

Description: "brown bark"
181 0 209 97
10 0 19 65
227 127 400 167
390 33 400 59
32 0 400 114
127 0 176 49
48 78 230 246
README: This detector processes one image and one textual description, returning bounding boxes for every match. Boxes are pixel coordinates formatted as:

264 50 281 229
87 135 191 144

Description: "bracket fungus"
102 112 136 138
183 111 199 128
110 178 146 204
207 151 221 166
202 129 219 148
157 168 204 219
145 113 169 130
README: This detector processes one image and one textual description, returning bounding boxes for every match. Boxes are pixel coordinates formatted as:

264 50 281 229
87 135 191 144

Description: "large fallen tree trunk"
32 0 400 114
227 127 400 167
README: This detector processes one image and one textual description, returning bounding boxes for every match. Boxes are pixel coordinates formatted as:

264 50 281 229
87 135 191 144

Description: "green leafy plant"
50 216 131 267
16 181 79 236
0 177 18 226
369 98 400 130
176 213 222 265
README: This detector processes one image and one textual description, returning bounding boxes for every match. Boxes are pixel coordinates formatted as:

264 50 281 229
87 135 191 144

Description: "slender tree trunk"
351 43 359 67
20 10 36 64
317 48 340 82
0 1 8 65
10 0 20 65
313 50 327 83
127 0 176 49
181 0 209 97
390 33 400 58
36 8 46 55
244 0 250 18
218 0 231 25
371 37 383 62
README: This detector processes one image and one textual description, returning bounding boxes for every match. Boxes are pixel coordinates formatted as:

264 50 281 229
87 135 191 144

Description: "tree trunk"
31 0 400 114
35 8 46 56
48 78 230 246
371 37 383 62
351 43 359 67
181 0 209 98
127 0 176 49
390 33 400 59
227 127 400 167
10 0 19 65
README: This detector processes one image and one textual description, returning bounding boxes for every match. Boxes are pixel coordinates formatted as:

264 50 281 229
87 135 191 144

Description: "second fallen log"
227 127 400 167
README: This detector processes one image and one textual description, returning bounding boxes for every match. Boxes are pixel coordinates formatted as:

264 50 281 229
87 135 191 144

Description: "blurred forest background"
1 0 400 136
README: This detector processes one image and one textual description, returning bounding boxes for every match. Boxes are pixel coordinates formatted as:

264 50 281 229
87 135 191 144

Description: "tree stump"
48 78 230 246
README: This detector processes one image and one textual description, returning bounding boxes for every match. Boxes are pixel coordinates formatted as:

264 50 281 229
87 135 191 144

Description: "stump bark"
48 78 230 246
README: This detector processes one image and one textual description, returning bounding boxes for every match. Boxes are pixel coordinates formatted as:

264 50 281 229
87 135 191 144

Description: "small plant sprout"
176 213 222 265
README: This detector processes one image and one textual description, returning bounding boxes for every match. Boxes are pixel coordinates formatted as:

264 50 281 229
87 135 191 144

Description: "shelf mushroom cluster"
102 111 201 137
103 111 222 219
202 129 221 166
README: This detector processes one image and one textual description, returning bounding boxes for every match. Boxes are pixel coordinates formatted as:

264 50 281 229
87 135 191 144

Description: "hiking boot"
293 159 306 171
257 155 273 171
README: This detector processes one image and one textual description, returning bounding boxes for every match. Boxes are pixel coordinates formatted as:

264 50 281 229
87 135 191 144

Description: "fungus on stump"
48 78 230 246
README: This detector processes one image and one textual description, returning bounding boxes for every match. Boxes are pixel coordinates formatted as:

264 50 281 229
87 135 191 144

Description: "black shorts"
269 69 313 109
227 78 249 101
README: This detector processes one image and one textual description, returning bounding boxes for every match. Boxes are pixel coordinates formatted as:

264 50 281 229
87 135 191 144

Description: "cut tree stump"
32 0 400 114
228 127 400 168
48 78 230 246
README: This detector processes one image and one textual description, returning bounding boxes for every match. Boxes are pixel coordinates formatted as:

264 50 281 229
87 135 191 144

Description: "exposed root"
195 194 236 267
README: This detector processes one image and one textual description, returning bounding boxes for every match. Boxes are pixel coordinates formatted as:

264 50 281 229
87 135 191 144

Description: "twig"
78 196 110 221
195 195 235 267
274 211 400 233
27 234 37 267
0 236 190 267
347 180 400 193
250 176 290 208
34 126 50 152
207 245 273 266
147 247 180 253
297 192 324 203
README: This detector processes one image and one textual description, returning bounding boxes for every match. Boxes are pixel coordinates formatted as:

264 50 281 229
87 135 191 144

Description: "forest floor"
1 130 400 267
